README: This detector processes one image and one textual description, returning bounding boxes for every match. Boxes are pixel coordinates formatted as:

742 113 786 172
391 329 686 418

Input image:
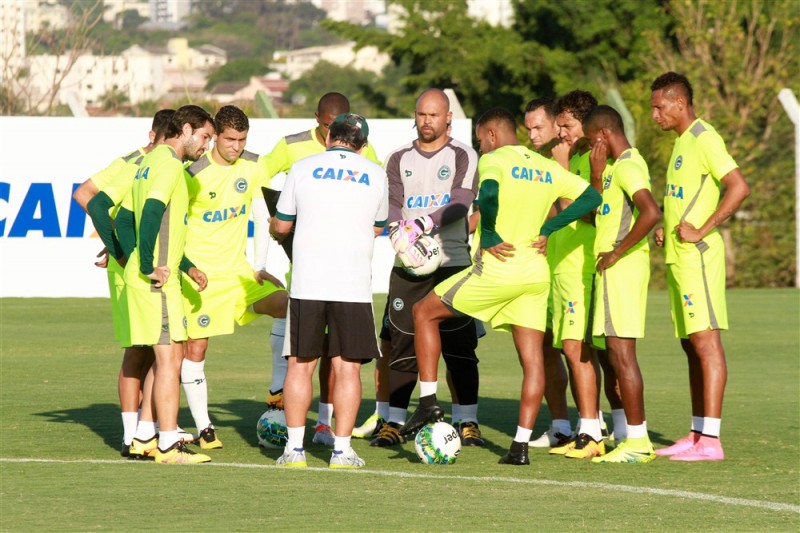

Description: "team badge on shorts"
437 165 451 180
674 155 683 170
234 178 248 193
392 298 404 311
198 314 211 327
183 317 188 328
162 323 169 332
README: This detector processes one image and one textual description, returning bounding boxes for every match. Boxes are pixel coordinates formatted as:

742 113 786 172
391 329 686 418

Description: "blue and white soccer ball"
414 421 461 465
257 408 287 449
399 235 442 277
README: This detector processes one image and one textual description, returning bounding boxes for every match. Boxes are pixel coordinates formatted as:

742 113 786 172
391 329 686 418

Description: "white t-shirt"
276 148 388 302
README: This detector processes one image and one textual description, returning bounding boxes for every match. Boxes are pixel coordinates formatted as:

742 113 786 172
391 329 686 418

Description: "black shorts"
387 266 478 372
379 295 391 341
287 298 379 361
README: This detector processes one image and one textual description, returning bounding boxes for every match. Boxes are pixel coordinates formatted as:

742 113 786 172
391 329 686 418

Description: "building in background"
271 42 389 80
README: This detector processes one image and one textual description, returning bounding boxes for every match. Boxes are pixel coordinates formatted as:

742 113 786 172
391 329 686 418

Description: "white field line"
2 457 798 514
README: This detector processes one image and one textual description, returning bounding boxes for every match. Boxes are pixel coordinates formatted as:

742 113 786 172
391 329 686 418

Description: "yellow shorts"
106 257 131 346
435 265 549 333
667 242 728 338
126 283 187 346
593 252 649 339
551 272 594 348
182 268 286 339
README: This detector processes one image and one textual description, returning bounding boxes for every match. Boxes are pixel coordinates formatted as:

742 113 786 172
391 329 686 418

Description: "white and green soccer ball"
414 421 461 464
257 408 287 449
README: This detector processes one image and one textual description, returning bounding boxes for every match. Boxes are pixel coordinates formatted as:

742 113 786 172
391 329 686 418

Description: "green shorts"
593 251 649 339
182 265 286 339
127 283 187 346
106 256 131 347
435 265 549 333
667 241 728 338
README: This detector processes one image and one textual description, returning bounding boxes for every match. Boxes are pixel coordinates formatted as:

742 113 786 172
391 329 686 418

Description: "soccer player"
582 105 663 463
650 72 750 461
123 104 215 464
181 105 289 450
270 113 387 468
523 97 574 448
260 92 382 446
402 108 601 465
72 109 174 456
374 88 483 449
546 90 608 458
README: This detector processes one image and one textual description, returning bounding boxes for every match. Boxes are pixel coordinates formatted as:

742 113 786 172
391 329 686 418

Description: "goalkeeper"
368 88 483 449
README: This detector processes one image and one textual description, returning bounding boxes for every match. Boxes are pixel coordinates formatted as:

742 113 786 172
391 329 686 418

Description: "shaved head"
583 105 624 135
416 88 450 113
317 92 350 116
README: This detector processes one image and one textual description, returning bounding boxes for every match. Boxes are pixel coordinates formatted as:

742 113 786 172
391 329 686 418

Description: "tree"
322 0 540 117
284 61 382 118
2 0 104 115
639 0 800 286
205 59 268 90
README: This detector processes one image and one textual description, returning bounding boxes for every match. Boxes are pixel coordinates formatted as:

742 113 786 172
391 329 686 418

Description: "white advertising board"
0 117 473 297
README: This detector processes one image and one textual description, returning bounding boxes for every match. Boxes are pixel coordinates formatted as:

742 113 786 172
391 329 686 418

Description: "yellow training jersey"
89 148 145 218
549 151 596 275
184 150 271 276
262 127 382 180
124 144 189 290
594 147 651 257
478 144 589 283
663 118 738 264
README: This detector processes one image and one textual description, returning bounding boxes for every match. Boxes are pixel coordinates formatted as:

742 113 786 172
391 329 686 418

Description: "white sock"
459 403 478 423
317 403 333 426
376 401 390 420
159 430 178 450
702 417 721 437
270 318 287 391
579 418 602 441
134 420 156 441
287 426 305 450
691 416 704 433
388 407 408 425
514 426 533 443
181 359 211 431
420 381 438 397
552 419 571 436
333 435 351 453
612 409 628 439
451 403 463 423
627 421 648 439
121 411 138 445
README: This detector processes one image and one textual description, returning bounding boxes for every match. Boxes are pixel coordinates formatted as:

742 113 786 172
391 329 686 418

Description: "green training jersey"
663 118 738 264
478 144 589 282
549 151 596 275
594 147 651 257
124 144 189 290
184 150 271 276
262 127 382 180
89 148 145 218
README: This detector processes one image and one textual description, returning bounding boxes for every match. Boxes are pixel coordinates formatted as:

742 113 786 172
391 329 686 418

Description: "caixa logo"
0 182 87 237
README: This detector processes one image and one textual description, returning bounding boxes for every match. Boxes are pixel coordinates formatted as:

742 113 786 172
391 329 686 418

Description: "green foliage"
205 59 268 91
284 61 382 118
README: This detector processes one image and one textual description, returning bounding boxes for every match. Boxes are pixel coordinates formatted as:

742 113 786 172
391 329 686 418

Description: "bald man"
371 88 483 449
404 108 601 464
650 72 750 461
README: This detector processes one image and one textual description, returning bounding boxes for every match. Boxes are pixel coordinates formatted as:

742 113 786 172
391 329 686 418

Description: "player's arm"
589 139 608 194
386 152 404 224
86 191 124 261
675 168 750 243
597 188 662 273
533 182 601 254
138 198 166 277
73 179 99 212
270 166 297 242
179 256 207 291
270 215 294 242
374 176 389 237
251 197 270 272
426 149 477 229
115 206 136 260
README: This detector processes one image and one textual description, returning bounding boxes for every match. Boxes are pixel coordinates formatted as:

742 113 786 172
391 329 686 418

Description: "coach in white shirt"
270 113 388 469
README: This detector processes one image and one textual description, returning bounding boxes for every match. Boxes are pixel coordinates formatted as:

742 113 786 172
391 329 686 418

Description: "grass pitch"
1 290 798 531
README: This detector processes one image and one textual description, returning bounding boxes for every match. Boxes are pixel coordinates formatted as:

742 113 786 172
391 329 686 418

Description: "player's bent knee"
254 290 288 318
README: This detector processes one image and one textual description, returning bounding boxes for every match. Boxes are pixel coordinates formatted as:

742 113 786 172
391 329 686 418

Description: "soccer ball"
414 421 461 464
399 235 442 277
256 408 287 449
